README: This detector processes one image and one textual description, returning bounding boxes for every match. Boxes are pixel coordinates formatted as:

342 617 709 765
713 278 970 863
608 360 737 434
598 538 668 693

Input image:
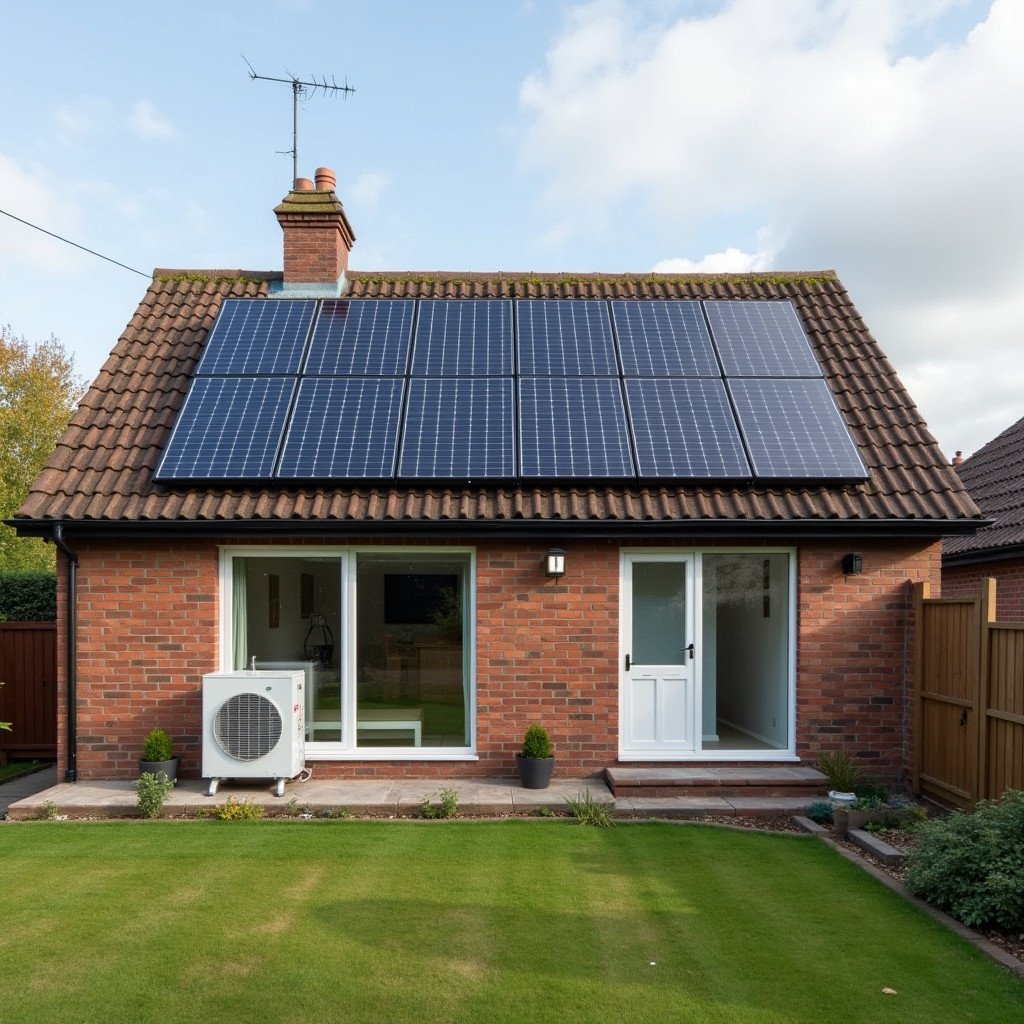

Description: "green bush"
136 772 175 819
0 571 56 621
854 780 890 803
805 800 834 825
421 787 459 819
211 797 264 820
142 728 174 762
520 724 553 759
906 790 1024 930
565 790 613 827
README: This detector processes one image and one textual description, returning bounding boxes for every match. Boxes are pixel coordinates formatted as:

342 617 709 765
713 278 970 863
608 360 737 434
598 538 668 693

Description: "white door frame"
618 547 799 763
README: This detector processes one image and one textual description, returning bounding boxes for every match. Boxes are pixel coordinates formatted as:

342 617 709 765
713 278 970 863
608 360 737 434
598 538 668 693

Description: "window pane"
233 556 342 742
631 562 687 666
356 554 470 748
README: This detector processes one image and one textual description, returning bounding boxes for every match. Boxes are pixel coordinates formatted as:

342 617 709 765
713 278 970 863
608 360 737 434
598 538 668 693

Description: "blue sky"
1 0 1018 458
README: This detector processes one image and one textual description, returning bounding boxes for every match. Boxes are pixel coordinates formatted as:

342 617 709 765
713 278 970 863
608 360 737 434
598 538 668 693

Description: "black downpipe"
51 524 78 783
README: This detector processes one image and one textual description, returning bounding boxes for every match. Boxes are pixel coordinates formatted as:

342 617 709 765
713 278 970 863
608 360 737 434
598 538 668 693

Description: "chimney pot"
314 167 337 192
294 177 315 191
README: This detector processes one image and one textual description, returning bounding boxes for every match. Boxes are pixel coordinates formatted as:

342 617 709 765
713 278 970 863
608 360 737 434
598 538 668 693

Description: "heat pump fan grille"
214 692 283 761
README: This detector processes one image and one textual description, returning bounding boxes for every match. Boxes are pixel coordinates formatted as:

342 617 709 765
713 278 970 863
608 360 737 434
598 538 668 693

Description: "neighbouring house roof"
944 413 1024 562
15 269 981 537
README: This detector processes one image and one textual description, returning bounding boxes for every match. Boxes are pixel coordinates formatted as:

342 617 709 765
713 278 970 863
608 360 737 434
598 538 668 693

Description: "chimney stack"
273 165 355 297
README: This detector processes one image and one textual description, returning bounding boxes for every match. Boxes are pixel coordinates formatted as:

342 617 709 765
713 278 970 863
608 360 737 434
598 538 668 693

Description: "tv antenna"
243 55 355 182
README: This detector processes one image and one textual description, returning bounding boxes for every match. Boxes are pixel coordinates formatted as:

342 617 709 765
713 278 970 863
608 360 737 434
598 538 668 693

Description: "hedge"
0 571 57 621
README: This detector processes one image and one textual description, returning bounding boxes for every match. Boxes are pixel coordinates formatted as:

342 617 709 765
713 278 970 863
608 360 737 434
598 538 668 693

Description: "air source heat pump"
202 670 305 797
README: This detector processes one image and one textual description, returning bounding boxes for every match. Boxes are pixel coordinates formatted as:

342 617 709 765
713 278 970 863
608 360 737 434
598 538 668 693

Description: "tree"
0 325 83 571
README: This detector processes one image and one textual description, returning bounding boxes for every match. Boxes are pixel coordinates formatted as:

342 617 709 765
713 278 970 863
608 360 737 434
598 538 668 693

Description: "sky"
1 0 1019 459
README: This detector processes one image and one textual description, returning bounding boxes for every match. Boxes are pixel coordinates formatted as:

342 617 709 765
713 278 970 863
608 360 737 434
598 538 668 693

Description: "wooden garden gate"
0 622 57 761
913 579 1024 808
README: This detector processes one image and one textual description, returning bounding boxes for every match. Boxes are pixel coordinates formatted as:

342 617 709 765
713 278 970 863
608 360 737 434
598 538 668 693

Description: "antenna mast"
243 55 355 182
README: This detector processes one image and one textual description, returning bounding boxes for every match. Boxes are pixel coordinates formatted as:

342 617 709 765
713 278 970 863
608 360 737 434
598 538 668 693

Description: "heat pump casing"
202 671 305 790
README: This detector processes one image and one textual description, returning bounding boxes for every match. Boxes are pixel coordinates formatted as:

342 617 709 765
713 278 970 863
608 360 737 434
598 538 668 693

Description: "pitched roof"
15 268 981 535
944 413 1024 560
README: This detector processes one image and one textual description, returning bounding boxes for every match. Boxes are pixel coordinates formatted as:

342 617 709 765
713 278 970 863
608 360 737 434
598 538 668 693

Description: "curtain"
232 559 248 670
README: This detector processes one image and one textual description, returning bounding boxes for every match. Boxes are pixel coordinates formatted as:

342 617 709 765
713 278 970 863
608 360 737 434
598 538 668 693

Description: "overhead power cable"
0 207 150 278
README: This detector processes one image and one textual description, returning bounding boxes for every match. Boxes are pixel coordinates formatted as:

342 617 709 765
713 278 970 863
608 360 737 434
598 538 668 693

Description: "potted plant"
516 724 554 790
139 728 179 782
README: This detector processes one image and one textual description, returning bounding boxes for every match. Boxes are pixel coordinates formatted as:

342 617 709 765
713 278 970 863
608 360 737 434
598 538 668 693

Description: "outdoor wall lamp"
545 547 567 578
842 552 864 576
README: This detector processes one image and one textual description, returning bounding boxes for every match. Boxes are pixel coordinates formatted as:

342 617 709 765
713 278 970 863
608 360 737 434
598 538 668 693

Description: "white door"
621 555 695 755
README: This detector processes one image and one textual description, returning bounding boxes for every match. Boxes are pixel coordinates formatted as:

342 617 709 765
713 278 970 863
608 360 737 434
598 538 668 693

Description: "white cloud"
128 100 174 141
53 98 113 143
0 155 86 273
519 0 1024 456
347 171 389 213
653 246 775 274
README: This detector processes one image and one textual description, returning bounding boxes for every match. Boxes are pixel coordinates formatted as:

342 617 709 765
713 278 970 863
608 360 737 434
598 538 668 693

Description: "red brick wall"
280 221 348 283
942 557 1024 621
55 535 940 782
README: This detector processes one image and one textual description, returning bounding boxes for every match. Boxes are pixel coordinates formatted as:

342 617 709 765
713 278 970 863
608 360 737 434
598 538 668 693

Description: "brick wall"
55 535 940 782
942 556 1024 621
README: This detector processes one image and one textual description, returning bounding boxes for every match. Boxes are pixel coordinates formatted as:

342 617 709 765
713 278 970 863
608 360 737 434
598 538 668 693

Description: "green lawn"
1 822 1020 1024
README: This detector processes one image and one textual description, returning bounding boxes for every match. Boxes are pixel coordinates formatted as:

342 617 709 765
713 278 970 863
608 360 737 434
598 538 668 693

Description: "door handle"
685 644 695 660
624 653 631 671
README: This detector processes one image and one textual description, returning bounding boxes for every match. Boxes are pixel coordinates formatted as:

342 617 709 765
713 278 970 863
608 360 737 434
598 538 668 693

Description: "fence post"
975 578 996 804
911 580 930 794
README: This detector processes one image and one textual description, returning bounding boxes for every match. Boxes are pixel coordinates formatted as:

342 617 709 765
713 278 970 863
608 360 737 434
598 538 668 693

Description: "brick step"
605 765 826 799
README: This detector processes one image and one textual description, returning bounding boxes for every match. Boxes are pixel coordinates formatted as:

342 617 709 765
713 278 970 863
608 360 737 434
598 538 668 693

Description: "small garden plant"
817 749 859 792
906 788 1024 930
421 788 459 819
805 800 834 825
211 796 264 821
565 790 612 827
142 728 173 762
520 724 553 759
136 771 175 818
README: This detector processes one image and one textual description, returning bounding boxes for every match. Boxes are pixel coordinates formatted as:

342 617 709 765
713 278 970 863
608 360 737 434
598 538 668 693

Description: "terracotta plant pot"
516 754 554 790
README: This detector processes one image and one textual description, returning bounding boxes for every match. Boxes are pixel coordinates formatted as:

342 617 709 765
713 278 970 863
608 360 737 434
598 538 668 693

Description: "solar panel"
519 377 634 477
277 378 405 478
195 299 315 376
154 377 295 480
304 300 414 376
517 300 618 375
411 301 513 376
728 378 868 479
625 378 750 478
398 378 515 478
612 301 719 377
705 300 822 378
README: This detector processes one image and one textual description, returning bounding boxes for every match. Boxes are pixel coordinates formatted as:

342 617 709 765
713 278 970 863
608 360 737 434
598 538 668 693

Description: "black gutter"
50 524 78 783
7 515 989 541
942 543 1024 568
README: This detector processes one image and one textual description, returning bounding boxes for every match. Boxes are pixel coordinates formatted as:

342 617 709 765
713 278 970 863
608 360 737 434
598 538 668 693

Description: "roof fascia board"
7 517 984 542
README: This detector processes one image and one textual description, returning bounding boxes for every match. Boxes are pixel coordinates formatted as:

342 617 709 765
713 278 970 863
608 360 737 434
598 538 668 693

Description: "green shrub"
818 749 860 792
906 789 1024 930
851 794 885 811
854 780 890 803
520 724 553 759
142 728 173 762
0 571 56 621
805 800 834 825
315 806 351 819
136 771 175 818
565 790 612 827
421 787 459 819
211 797 264 821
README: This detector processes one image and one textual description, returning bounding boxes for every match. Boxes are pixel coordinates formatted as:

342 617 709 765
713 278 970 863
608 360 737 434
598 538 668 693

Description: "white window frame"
618 546 798 763
218 544 478 761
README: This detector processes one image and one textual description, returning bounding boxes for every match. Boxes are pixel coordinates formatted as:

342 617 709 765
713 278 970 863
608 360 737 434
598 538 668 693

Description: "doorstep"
3 775 820 821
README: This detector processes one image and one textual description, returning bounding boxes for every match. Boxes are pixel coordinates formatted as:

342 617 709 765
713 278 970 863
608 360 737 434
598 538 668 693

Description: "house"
943 415 1024 619
11 168 982 787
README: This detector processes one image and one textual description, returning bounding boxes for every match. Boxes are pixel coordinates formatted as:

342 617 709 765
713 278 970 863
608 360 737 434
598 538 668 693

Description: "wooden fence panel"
0 622 57 760
915 579 1024 807
985 625 1024 799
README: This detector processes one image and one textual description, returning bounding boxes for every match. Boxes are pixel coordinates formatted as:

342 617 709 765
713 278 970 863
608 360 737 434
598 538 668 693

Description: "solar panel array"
155 296 868 483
